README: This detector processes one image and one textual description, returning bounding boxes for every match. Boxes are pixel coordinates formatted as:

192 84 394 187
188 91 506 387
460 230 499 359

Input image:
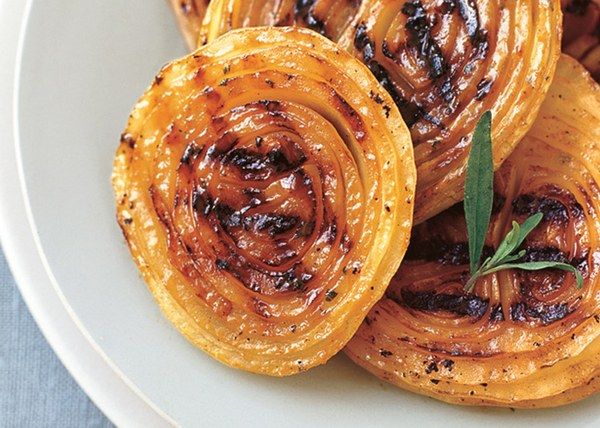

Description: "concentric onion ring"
169 0 209 50
345 55 600 407
112 27 415 376
562 0 600 81
341 0 561 223
200 0 562 223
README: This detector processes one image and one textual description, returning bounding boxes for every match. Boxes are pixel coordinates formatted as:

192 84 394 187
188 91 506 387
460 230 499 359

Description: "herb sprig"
463 112 583 293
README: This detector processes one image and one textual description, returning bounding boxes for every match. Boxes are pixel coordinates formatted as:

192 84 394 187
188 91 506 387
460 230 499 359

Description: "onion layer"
169 0 209 50
112 27 415 376
200 0 561 223
345 55 600 407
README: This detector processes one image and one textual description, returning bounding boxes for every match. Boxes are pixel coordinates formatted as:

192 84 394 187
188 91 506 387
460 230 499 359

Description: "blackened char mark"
367 61 443 128
211 200 302 237
475 78 494 100
243 213 300 236
305 11 326 36
511 301 571 325
522 247 569 264
354 22 376 62
192 186 213 217
512 194 569 224
528 303 570 325
405 240 493 266
274 265 313 292
354 21 445 128
180 142 202 165
425 361 439 374
401 1 448 79
258 100 282 115
221 148 305 180
456 0 489 59
396 289 489 318
120 133 136 149
510 302 527 321
214 203 242 229
295 0 316 16
441 359 455 370
512 194 569 223
294 0 327 36
456 0 480 39
489 304 504 321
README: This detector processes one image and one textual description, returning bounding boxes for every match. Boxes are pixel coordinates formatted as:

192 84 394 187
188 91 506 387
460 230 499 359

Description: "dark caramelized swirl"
113 28 415 376
201 0 561 224
346 56 600 407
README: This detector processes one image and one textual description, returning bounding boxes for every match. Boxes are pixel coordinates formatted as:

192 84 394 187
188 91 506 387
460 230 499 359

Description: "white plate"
4 0 600 426
0 0 169 426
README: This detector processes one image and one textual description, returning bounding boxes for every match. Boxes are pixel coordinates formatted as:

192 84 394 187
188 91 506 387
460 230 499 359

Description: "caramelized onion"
200 0 561 223
112 27 415 376
200 0 363 45
345 56 600 407
562 0 600 81
169 0 209 50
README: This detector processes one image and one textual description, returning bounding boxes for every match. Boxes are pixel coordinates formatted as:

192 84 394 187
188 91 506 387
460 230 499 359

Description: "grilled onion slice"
562 0 600 81
342 0 561 223
200 0 363 46
345 56 600 407
112 27 415 376
169 0 209 50
200 0 561 223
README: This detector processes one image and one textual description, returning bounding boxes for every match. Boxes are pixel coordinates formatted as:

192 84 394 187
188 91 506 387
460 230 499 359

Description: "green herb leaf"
514 213 544 249
487 213 543 267
486 221 520 267
462 113 584 293
481 261 584 289
464 111 494 275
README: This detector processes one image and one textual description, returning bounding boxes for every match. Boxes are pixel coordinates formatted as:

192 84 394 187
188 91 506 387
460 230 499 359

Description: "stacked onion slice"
341 0 561 222
200 0 363 46
200 0 562 223
562 0 600 81
346 56 600 407
169 0 209 50
112 27 415 375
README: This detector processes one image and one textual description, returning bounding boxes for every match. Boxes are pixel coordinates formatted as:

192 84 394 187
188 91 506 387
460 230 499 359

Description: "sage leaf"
464 111 494 275
514 213 544 250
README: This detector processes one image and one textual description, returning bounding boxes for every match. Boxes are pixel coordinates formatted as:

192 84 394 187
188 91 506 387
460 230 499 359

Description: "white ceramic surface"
0 0 169 426
5 0 600 426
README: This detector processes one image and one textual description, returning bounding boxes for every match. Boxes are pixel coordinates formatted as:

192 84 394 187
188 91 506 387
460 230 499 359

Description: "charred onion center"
154 98 361 303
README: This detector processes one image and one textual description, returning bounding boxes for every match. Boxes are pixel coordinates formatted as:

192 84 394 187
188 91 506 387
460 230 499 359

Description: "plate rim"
0 0 172 425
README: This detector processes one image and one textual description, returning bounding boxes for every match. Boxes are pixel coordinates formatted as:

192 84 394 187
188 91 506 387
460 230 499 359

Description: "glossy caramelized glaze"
342 0 561 222
112 27 415 376
169 0 210 50
562 0 600 81
345 56 600 407
201 0 562 223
